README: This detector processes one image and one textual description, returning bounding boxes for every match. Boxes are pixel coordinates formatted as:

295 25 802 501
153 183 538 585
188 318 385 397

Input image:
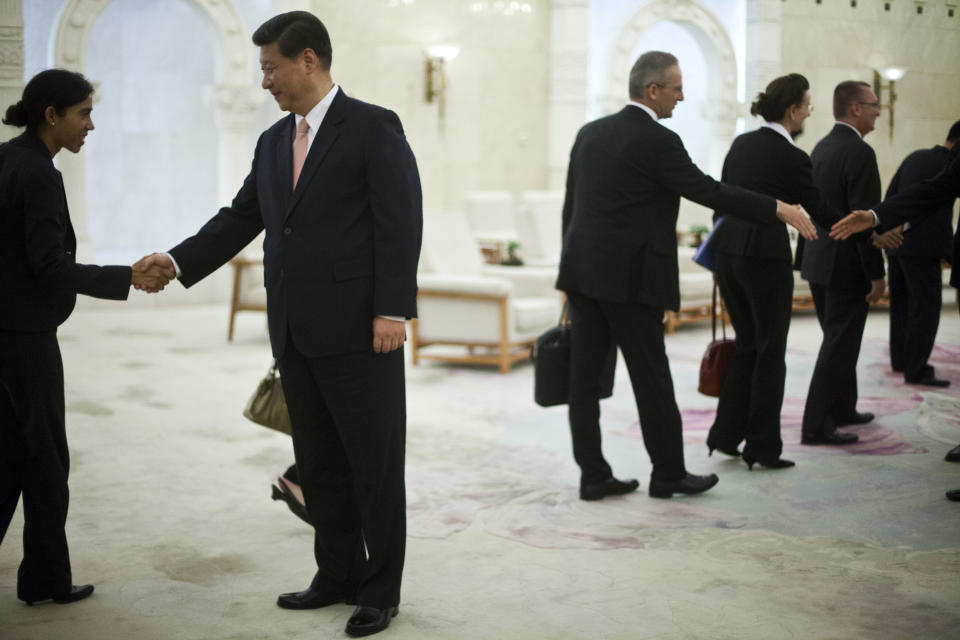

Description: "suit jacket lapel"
275 114 295 214
284 90 347 221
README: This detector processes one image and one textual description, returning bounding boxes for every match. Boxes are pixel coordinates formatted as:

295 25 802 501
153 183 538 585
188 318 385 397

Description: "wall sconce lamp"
425 44 460 131
873 67 906 141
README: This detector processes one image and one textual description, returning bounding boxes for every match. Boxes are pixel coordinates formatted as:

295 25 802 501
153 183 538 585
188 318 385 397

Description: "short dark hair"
946 120 960 144
750 73 809 122
628 51 679 100
833 80 871 119
3 69 94 131
252 11 332 70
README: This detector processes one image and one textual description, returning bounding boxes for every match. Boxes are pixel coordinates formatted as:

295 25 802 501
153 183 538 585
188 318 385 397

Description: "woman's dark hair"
750 73 809 123
3 69 94 130
252 11 332 70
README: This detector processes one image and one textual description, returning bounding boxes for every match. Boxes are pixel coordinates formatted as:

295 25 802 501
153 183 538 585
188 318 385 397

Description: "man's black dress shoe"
945 444 960 463
742 455 795 471
25 584 94 606
801 431 859 445
905 374 950 387
835 412 874 426
579 477 639 501
648 473 718 498
277 584 355 609
947 490 960 502
345 605 399 637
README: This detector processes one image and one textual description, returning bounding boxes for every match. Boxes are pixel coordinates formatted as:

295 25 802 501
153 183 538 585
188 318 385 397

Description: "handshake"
131 253 177 294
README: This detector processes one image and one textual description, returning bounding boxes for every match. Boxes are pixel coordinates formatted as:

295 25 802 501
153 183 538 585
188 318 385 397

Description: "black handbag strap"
711 277 727 341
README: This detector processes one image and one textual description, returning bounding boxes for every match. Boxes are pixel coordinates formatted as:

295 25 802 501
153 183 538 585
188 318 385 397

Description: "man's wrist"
165 252 182 278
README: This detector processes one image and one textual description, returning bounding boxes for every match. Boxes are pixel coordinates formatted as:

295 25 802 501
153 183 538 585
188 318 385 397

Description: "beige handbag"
243 361 292 435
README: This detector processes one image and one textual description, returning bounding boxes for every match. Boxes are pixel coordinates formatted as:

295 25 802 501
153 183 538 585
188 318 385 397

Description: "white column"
0 0 23 143
744 0 782 102
211 83 265 205
547 0 589 189
56 86 101 260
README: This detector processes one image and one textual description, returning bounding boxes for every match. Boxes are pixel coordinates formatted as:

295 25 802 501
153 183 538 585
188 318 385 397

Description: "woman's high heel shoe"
742 456 795 471
707 443 741 458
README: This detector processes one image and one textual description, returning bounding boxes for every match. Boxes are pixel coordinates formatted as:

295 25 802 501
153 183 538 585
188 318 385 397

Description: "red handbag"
698 279 735 397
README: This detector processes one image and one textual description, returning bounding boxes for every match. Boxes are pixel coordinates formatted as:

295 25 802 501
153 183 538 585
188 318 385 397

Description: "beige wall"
780 0 960 191
311 0 552 211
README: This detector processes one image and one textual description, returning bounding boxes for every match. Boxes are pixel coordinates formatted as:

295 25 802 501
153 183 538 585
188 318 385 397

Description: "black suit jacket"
0 132 131 332
170 89 423 358
556 106 775 310
711 127 842 262
875 148 960 287
884 145 954 261
801 124 885 287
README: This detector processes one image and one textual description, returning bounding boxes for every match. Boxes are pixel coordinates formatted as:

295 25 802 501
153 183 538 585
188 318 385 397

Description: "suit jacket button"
284 227 292 235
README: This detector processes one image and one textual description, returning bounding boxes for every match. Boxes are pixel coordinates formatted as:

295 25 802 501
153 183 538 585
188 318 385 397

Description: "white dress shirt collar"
628 101 658 121
294 84 340 150
835 120 863 139
761 121 795 145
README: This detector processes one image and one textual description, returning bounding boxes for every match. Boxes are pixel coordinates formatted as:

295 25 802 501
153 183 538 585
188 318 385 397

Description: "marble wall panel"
780 0 960 189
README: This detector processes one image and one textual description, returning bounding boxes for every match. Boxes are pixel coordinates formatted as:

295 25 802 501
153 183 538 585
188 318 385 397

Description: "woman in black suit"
0 70 171 605
705 74 841 470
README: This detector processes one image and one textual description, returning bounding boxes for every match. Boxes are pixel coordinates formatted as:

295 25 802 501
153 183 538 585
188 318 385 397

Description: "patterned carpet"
1 305 958 639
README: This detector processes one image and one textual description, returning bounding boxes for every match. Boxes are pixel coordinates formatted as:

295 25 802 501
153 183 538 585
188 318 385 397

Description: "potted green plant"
690 224 710 248
501 241 524 266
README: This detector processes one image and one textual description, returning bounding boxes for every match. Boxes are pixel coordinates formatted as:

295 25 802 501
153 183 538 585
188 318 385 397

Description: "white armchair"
665 246 716 333
413 210 561 373
463 190 517 246
515 190 563 267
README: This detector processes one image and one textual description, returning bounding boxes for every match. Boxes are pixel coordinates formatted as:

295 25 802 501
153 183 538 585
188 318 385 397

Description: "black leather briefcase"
533 305 616 407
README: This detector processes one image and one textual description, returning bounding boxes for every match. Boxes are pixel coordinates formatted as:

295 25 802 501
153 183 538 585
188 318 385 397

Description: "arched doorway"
51 0 261 263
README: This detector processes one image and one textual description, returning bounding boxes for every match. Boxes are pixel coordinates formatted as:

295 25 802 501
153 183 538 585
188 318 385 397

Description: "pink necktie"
292 118 309 189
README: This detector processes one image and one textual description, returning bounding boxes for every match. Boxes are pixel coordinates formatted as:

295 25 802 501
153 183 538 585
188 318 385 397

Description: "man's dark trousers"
887 255 943 379
567 293 685 484
801 283 869 438
277 335 406 609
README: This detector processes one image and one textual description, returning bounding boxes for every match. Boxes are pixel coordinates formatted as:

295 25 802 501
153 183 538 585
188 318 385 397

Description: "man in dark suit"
831 145 959 499
557 51 816 500
799 80 886 446
142 12 421 637
880 121 959 387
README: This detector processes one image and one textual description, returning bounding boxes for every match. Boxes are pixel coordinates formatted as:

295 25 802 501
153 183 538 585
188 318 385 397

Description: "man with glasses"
799 80 886 446
557 51 816 501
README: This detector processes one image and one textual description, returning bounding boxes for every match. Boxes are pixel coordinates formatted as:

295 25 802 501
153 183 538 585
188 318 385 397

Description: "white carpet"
1 303 958 639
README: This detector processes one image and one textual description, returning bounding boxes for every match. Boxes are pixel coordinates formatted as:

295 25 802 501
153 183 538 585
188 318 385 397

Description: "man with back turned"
557 51 816 501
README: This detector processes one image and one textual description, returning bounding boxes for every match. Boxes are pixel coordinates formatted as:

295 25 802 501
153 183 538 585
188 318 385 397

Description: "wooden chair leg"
228 262 243 342
409 318 420 366
498 297 510 373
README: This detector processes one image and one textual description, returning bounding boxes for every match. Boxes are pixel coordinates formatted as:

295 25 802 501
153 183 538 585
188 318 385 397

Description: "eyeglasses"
857 101 880 108
648 82 683 93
